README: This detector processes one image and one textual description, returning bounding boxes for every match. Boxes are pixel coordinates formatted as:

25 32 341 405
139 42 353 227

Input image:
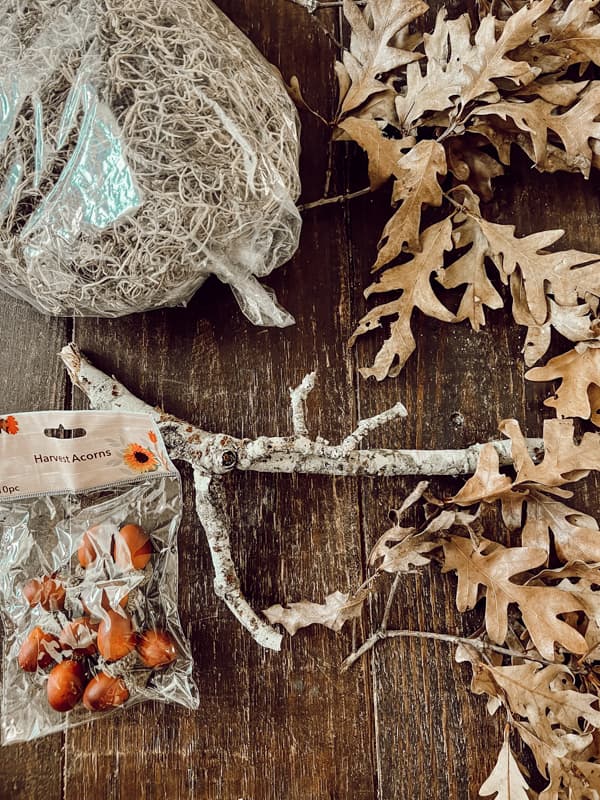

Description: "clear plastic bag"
0 0 301 326
0 411 198 744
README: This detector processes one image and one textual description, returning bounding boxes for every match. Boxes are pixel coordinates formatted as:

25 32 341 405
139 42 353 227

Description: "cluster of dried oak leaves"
268 0 600 796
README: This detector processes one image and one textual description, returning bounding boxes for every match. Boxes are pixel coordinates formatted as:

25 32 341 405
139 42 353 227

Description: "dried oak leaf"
525 342 600 423
445 435 525 531
515 78 590 107
369 527 438 572
394 1 552 132
539 563 600 652
522 489 600 564
463 649 599 799
442 536 586 659
474 220 600 327
539 759 600 800
369 508 464 573
336 117 415 190
485 662 600 753
350 216 455 380
263 590 362 635
455 0 552 107
437 189 505 331
338 0 427 116
511 272 598 367
374 139 447 264
479 729 532 800
447 428 600 561
394 10 469 132
474 83 600 176
511 0 600 74
500 417 600 486
515 721 596 800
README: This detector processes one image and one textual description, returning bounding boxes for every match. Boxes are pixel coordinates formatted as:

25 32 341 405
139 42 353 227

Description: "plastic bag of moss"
0 0 301 325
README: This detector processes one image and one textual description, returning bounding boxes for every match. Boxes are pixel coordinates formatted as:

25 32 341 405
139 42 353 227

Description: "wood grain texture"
2 1 600 799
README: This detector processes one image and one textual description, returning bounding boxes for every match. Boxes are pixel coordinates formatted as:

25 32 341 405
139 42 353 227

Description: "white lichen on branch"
60 343 544 650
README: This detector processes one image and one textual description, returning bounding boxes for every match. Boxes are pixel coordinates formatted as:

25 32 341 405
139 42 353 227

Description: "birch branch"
59 342 545 650
194 471 283 651
60 344 544 478
289 372 316 436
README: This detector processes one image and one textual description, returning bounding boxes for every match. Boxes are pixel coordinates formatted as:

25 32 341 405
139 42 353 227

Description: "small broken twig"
298 187 372 211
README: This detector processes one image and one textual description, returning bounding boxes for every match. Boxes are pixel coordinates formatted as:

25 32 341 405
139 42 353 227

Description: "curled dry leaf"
449 443 513 506
263 590 363 635
526 342 600 424
446 135 504 203
350 217 455 380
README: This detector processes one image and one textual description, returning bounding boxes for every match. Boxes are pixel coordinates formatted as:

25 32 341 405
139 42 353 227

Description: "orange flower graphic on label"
148 430 158 444
123 443 158 473
0 415 19 435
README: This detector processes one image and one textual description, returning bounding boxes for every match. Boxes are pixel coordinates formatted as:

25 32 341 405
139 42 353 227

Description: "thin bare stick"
341 629 557 672
62 345 545 479
380 573 402 633
61 343 160 420
298 187 372 211
287 0 366 8
239 436 542 477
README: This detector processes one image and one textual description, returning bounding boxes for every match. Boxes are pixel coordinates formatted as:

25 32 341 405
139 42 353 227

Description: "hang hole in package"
0 411 198 744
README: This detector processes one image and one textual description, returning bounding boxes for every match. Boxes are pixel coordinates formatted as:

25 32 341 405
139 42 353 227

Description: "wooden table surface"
2 1 600 798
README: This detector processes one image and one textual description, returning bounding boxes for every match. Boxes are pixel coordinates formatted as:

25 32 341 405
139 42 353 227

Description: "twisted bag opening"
0 0 302 325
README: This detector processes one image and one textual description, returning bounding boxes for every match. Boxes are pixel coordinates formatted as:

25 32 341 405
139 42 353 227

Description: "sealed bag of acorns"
0 410 199 744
